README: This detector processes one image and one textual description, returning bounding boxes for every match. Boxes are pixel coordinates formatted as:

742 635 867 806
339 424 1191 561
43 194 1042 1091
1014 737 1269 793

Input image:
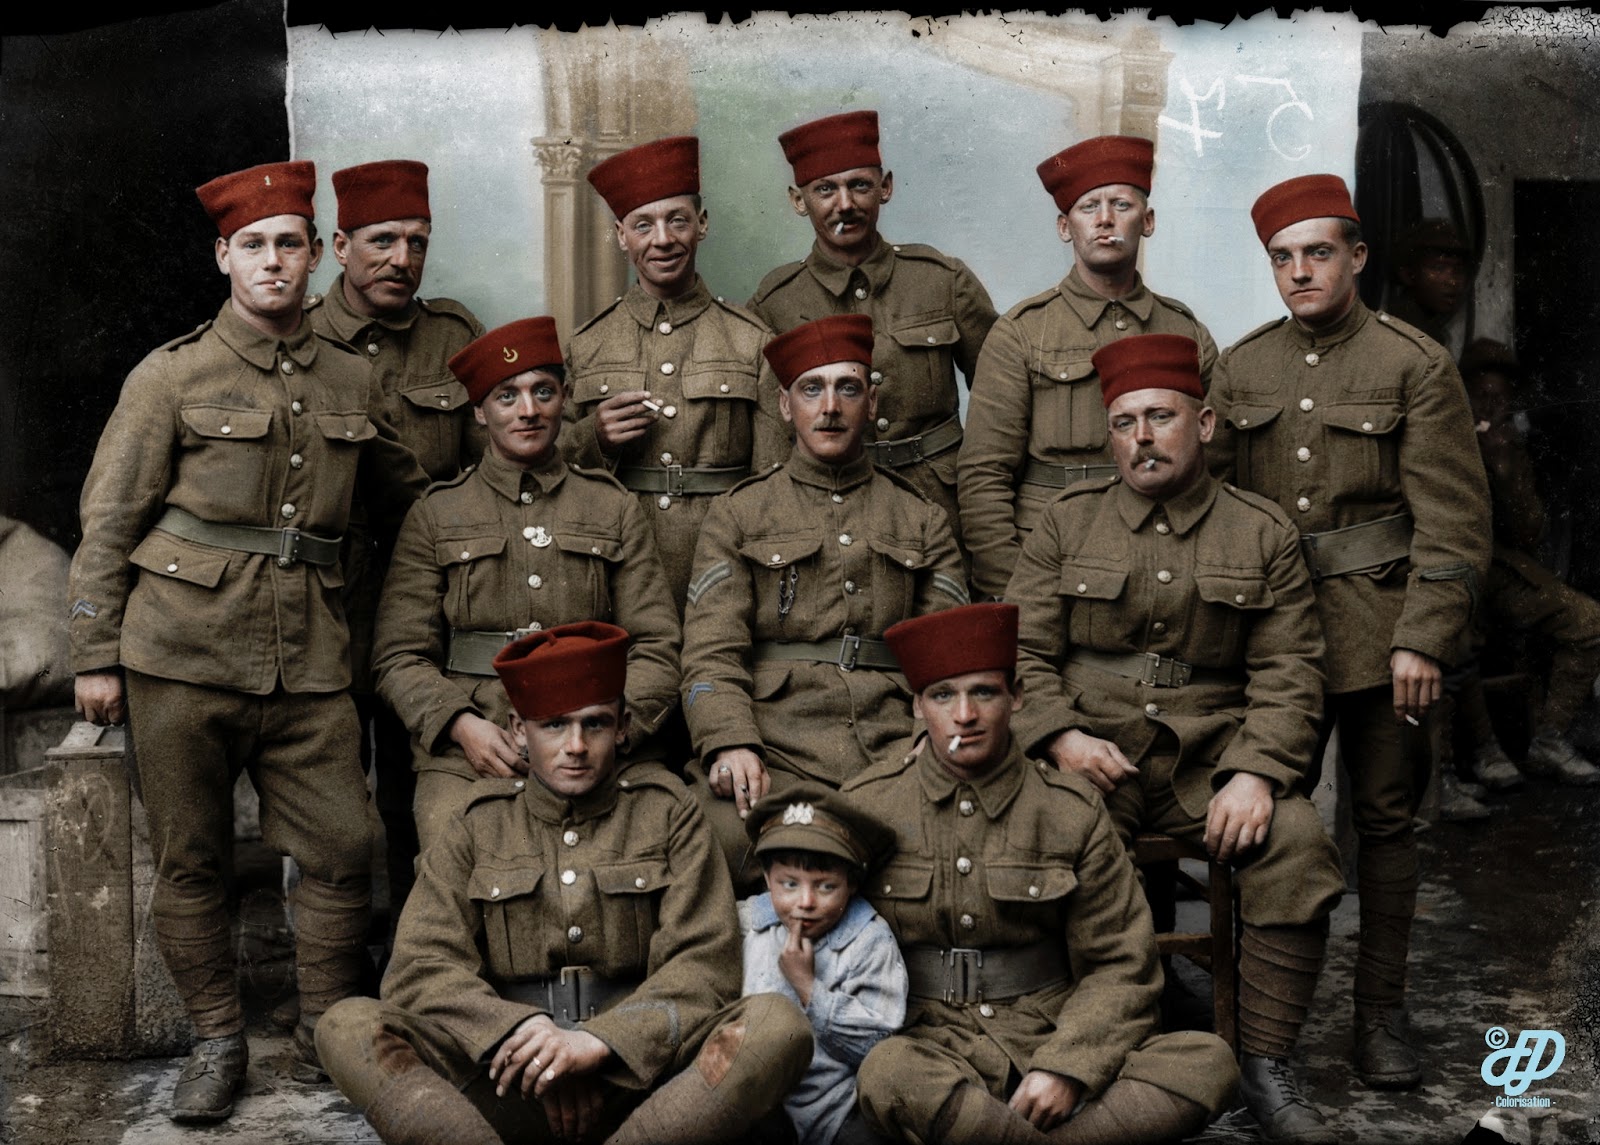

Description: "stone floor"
0 780 1595 1145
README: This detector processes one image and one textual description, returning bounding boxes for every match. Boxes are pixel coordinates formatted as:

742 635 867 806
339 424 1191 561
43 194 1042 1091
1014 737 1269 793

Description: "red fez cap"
449 317 564 404
779 110 882 187
196 161 317 239
1251 174 1359 247
763 314 874 389
885 603 1019 693
493 621 629 722
1036 136 1154 214
587 137 700 219
332 160 431 232
1093 335 1204 408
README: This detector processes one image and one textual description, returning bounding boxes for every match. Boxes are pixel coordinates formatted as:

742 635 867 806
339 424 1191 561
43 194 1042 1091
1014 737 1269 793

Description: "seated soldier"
1006 336 1346 1143
681 314 967 888
315 621 812 1144
742 782 908 1145
847 603 1238 1145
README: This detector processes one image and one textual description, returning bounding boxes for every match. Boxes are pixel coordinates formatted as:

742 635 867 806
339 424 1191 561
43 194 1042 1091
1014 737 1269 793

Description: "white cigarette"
948 734 962 754
1404 715 1420 726
641 399 662 413
834 221 847 235
1143 458 1158 471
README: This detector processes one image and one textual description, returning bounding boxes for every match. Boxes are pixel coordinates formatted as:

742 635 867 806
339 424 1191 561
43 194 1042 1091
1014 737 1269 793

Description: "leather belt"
1020 459 1119 488
1299 512 1413 581
1065 648 1241 689
865 416 962 469
447 627 545 676
751 636 900 672
498 967 641 1029
615 464 748 496
154 506 340 567
903 940 1070 1003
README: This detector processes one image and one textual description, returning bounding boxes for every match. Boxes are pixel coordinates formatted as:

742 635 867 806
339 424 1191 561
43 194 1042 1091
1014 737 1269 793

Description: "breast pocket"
594 859 673 974
469 867 544 980
1030 352 1104 452
869 859 934 938
436 535 509 629
315 411 377 502
1193 570 1275 658
1322 404 1405 498
397 375 471 474
682 363 760 459
571 370 647 413
1222 403 1282 488
881 317 959 416
866 534 935 626
553 528 626 620
1059 560 1129 649
738 533 823 635
179 405 274 496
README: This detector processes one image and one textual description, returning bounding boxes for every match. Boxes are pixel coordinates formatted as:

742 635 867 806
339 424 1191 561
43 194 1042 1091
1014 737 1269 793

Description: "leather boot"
1354 1005 1422 1090
170 1032 250 1124
1238 1055 1336 1144
291 1017 329 1085
364 1067 502 1145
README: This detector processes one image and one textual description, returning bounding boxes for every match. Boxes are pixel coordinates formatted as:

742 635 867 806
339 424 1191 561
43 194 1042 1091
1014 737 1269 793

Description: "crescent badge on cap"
503 347 519 364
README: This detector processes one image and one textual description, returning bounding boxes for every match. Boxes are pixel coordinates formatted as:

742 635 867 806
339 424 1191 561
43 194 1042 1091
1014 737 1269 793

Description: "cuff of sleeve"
421 699 484 757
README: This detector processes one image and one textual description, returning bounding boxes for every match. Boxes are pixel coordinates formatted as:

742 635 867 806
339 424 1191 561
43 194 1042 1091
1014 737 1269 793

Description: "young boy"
743 783 908 1145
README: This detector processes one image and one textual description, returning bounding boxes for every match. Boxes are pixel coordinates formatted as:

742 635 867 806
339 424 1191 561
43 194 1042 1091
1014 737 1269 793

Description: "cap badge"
503 347 519 364
263 175 272 186
782 802 815 826
527 525 552 549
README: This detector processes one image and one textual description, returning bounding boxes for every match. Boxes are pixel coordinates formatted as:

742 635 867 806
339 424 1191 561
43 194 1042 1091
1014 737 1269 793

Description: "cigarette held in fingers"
641 398 662 413
1404 714 1420 726
948 734 962 754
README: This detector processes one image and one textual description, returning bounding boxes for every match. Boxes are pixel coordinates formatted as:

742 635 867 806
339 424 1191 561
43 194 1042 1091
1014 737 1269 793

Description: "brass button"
567 926 583 942
876 418 889 431
281 361 294 375
291 401 303 415
591 545 600 555
926 335 936 344
1235 593 1247 604
659 362 675 376
658 321 673 335
844 580 857 594
523 526 537 539
662 405 677 419
719 383 730 393
904 558 915 568
958 799 975 816
771 553 783 564
634 876 647 888
831 493 844 504
599 383 609 395
1155 522 1171 535
528 575 542 588
367 343 379 355
658 496 672 510
854 287 868 300
882 883 893 894
526 622 542 631
277 557 291 568
1297 497 1312 512
870 371 883 383
289 453 303 469
437 396 448 408
563 830 579 846
1028 885 1041 898
520 491 533 504
1145 702 1160 717
345 429 355 438
956 857 973 875
1114 319 1128 331
281 504 296 519
560 870 576 885
661 453 673 464
514 780 525 789
166 562 179 573
490 887 501 899
460 550 471 560
1077 583 1088 594
1156 569 1172 584
1153 621 1166 633
959 914 975 930
1300 398 1315 412
979 1004 995 1018
1297 447 1311 462
1306 352 1320 366
220 425 232 435
1361 421 1374 432
839 534 853 546
1238 418 1249 427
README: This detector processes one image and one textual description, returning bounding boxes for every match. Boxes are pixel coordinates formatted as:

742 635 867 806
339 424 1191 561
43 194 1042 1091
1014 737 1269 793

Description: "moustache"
1134 449 1171 468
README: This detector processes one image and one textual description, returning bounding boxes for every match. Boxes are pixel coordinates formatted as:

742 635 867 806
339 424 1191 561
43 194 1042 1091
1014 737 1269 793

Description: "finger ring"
739 784 749 794
719 765 731 774
532 1058 541 1069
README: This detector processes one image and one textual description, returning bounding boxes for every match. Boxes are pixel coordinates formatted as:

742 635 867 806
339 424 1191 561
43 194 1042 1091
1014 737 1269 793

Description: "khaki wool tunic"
68 301 428 693
1007 474 1326 817
748 236 998 532
1207 302 1491 693
372 449 680 781
680 447 969 786
384 763 740 1088
958 265 1218 598
562 278 791 607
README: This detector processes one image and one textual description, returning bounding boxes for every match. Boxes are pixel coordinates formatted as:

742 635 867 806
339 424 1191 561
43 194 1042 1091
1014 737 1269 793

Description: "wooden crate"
0 773 52 997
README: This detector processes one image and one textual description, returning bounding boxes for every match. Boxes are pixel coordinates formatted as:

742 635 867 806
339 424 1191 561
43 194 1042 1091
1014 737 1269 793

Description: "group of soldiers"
66 108 1513 1145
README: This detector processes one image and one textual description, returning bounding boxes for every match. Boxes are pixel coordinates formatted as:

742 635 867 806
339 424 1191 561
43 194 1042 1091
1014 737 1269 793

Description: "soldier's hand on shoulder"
708 747 768 818
1008 1069 1083 1132
448 712 525 779
593 390 659 453
1205 772 1274 861
74 671 125 726
1046 729 1137 794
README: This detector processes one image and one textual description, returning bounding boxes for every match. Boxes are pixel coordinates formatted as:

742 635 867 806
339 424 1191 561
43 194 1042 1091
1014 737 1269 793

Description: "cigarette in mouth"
641 399 662 413
1144 458 1158 471
948 734 962 754
1404 715 1420 726
834 221 848 235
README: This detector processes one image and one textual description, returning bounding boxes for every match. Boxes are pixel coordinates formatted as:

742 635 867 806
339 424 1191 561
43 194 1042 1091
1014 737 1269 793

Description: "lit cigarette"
641 399 662 413
948 734 962 754
1404 715 1420 726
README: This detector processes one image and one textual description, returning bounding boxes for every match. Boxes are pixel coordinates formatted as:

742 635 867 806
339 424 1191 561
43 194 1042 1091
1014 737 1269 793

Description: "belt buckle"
557 965 593 1023
943 947 984 1004
1139 653 1190 688
277 527 302 566
664 464 685 498
837 635 862 672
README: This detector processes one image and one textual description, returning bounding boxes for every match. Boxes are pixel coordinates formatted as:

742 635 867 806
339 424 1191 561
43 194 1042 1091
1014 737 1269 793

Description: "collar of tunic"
747 890 880 951
621 275 713 329
1057 263 1155 326
804 234 895 298
783 444 875 493
914 734 1027 819
211 299 319 372
520 769 622 826
1111 471 1218 535
1282 296 1369 352
476 447 570 503
318 272 422 338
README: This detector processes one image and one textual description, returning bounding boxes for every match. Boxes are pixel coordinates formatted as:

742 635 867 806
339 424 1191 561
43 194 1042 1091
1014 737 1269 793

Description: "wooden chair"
1132 831 1239 1055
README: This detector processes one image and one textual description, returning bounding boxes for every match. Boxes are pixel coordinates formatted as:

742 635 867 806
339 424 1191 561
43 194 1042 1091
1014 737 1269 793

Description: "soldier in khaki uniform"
309 158 486 934
66 161 429 1122
1207 175 1491 1091
846 604 1238 1145
1007 335 1346 1144
958 136 1218 599
748 110 998 546
316 622 812 1144
681 315 969 887
373 317 680 851
562 135 789 608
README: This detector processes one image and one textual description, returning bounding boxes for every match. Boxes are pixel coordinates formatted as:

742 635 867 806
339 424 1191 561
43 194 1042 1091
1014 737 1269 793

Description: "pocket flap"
873 861 934 901
888 317 959 349
986 863 1077 903
1060 562 1128 601
400 377 471 412
681 365 759 402
595 860 672 895
1322 405 1405 435
1196 572 1275 610
317 412 377 443
867 535 932 571
180 406 272 440
467 867 542 903
555 531 624 563
435 535 508 566
739 534 823 570
1225 403 1282 432
572 371 645 407
1033 352 1096 385
131 532 230 588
